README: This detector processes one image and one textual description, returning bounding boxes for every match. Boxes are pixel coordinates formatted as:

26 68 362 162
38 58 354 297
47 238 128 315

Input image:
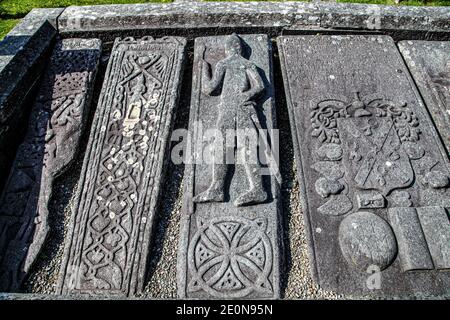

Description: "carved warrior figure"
193 34 267 207
179 34 279 300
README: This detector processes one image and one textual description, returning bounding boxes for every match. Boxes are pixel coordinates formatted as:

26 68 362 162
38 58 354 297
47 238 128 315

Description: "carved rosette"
187 216 273 298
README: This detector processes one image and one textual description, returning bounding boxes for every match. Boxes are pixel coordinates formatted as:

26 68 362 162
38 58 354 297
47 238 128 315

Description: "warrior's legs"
234 107 267 207
193 111 233 203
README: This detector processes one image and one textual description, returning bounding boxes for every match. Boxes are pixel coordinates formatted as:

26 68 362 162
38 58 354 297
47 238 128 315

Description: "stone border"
0 8 63 118
56 2 450 34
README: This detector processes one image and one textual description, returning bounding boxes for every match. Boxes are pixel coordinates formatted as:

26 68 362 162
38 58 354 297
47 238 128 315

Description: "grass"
0 0 448 40
0 17 19 38
336 0 450 6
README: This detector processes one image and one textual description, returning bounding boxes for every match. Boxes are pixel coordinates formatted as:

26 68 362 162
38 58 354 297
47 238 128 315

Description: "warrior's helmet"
225 33 242 56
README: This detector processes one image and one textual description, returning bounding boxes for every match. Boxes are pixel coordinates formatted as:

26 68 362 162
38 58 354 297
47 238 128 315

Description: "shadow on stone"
142 40 194 292
21 56 108 293
272 39 295 299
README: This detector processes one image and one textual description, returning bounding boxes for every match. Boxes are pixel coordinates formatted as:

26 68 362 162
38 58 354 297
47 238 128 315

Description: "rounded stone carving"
402 141 425 160
425 170 449 189
338 211 397 271
315 177 344 198
317 143 343 160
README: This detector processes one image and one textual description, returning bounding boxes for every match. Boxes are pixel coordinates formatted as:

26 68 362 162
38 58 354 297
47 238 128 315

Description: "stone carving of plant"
310 100 347 144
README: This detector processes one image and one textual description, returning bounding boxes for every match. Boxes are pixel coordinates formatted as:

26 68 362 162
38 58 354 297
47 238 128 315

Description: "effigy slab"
0 38 102 292
177 34 281 299
398 41 450 153
278 35 450 297
58 36 186 297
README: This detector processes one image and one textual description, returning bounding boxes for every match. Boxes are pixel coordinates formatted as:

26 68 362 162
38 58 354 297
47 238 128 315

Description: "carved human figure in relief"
194 34 267 207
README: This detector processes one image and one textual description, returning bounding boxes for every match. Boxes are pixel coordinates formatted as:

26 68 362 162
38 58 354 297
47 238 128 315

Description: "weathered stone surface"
0 8 64 194
57 2 318 32
0 38 101 292
58 36 186 297
416 206 450 270
279 35 450 297
56 2 450 34
177 34 281 299
398 41 450 153
318 3 450 31
388 207 433 272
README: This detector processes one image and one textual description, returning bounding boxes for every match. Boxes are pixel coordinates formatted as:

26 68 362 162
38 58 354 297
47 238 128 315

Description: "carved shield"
338 116 414 195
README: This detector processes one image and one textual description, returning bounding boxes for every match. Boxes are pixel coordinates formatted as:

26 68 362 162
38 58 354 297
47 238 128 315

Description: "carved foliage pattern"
309 91 450 272
309 92 424 216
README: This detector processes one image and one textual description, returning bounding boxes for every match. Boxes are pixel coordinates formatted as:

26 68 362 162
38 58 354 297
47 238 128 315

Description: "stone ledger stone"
398 41 450 153
0 9 64 194
177 34 281 299
58 36 186 297
279 35 450 297
0 38 102 292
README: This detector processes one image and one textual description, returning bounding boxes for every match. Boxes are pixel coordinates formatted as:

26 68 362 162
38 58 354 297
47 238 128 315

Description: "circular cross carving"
187 216 273 298
339 211 397 271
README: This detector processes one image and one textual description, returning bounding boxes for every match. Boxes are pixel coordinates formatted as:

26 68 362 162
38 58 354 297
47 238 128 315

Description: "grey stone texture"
398 41 450 153
0 8 64 193
177 34 281 299
278 35 450 297
0 38 101 292
56 2 449 34
57 36 186 297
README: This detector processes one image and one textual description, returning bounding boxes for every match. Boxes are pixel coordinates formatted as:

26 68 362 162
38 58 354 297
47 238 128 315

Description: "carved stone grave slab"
398 41 450 153
0 38 101 292
57 36 186 297
177 34 281 299
278 35 450 297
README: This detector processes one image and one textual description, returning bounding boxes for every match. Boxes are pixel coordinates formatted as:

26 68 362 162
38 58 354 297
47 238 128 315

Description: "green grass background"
0 0 449 39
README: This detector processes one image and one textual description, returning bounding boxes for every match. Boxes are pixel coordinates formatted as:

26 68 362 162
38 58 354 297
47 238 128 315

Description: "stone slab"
388 207 433 272
318 3 450 31
0 38 101 292
278 35 450 297
177 34 281 299
0 9 64 194
58 36 186 297
57 2 318 33
416 206 450 270
56 2 450 34
398 41 450 154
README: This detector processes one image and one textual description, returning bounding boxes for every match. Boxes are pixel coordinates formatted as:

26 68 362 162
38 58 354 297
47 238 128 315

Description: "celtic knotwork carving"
78 52 167 292
187 216 273 298
59 37 186 297
0 39 101 291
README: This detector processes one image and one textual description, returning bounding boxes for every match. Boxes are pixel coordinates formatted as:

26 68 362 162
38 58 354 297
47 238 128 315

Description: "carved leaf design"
310 99 347 144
